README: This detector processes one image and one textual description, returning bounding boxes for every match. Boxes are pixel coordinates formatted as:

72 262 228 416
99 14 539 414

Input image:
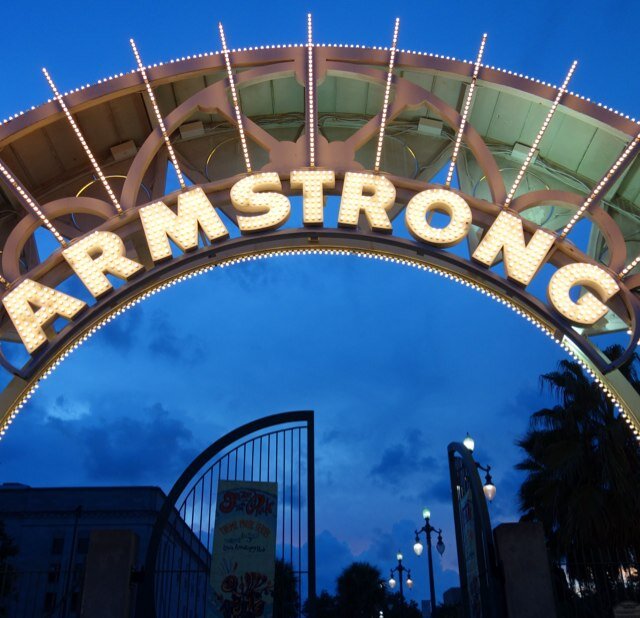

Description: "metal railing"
552 550 640 617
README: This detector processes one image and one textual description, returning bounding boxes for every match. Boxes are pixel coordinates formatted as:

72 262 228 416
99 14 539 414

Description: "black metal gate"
139 411 316 617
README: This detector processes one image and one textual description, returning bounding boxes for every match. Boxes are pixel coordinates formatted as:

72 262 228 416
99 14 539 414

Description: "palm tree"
516 345 640 607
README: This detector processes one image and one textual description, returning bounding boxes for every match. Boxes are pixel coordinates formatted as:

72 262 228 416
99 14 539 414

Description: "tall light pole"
388 551 413 618
413 508 445 615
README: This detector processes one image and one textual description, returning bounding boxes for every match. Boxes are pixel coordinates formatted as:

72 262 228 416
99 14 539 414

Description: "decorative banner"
459 488 482 618
208 480 278 618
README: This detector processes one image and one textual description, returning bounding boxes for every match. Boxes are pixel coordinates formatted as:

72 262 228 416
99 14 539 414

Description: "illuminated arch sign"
2 174 622 354
0 20 640 440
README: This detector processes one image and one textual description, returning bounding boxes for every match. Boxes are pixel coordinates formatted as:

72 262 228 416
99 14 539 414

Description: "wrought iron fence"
142 411 315 618
552 549 640 617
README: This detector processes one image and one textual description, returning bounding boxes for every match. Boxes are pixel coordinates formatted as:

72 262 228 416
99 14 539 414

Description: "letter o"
405 189 472 247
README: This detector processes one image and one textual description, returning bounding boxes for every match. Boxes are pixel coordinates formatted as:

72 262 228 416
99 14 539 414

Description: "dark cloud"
48 402 194 483
321 429 340 444
370 430 438 484
314 530 356 593
100 308 144 352
146 314 205 365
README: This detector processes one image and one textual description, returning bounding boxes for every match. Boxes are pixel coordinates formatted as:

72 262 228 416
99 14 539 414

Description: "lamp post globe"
483 481 497 501
413 537 424 556
463 432 475 452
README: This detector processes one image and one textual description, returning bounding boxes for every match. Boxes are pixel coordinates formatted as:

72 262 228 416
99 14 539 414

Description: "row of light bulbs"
445 33 487 188
2 33 640 128
1 246 637 444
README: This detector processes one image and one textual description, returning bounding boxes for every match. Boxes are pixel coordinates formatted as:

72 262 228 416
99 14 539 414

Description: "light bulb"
483 482 497 502
463 433 475 452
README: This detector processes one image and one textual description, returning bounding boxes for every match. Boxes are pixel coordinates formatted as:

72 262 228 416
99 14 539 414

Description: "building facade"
0 483 207 617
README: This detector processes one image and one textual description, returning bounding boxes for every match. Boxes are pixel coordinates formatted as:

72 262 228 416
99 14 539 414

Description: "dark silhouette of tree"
516 344 640 606
302 590 337 618
303 562 425 618
384 591 422 617
273 559 299 618
335 562 386 617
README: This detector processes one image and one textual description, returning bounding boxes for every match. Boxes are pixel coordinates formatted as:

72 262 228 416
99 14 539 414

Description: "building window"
44 592 56 611
77 536 89 555
48 563 61 584
51 537 64 555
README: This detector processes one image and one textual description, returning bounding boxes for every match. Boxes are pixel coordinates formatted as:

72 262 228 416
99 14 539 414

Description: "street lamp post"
413 508 445 616
463 433 497 502
388 551 413 618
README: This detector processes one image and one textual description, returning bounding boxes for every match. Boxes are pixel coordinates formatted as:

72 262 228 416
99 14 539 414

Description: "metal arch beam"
2 46 638 145
327 61 507 204
0 224 634 381
120 64 298 209
0 175 637 372
1 196 114 282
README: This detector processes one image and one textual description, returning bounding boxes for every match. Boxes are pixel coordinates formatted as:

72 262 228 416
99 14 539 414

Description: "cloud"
46 395 91 421
370 430 438 484
146 313 205 365
48 402 195 484
314 529 357 594
100 306 144 352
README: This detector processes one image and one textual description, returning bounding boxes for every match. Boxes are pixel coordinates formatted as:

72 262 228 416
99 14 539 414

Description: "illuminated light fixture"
396 551 403 561
290 169 335 225
129 39 187 190
388 576 396 589
230 173 291 232
406 576 413 589
445 33 487 187
338 172 395 230
405 188 472 247
482 466 497 502
42 68 123 215
413 536 424 556
503 60 577 208
463 433 475 452
218 23 252 174
374 17 400 173
307 13 316 167
422 507 431 520
563 129 640 241
0 158 66 246
547 262 619 325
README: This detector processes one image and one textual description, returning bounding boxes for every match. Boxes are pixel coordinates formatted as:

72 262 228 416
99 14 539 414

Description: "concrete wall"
494 522 556 618
81 530 138 618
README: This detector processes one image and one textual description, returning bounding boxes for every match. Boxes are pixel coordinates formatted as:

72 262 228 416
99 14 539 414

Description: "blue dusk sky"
0 0 638 602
